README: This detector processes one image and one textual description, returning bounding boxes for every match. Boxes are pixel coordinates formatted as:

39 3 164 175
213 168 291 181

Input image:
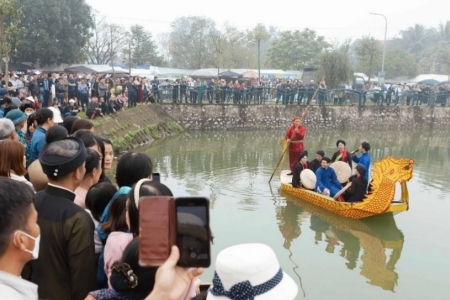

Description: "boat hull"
280 170 408 219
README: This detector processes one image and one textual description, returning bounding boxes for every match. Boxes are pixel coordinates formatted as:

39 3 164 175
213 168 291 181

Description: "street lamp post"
370 13 387 77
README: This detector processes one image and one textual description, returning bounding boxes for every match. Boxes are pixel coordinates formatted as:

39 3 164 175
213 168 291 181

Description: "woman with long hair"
0 140 33 190
74 149 102 209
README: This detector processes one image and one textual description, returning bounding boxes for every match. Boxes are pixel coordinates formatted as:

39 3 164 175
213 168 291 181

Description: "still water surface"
140 129 450 300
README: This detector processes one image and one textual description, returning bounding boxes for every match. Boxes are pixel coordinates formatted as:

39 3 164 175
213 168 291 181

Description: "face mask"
14 231 40 259
25 112 32 116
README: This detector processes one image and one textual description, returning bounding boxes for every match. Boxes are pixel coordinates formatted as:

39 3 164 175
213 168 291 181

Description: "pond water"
139 129 450 300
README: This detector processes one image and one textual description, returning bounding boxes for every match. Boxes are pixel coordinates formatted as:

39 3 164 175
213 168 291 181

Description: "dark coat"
32 185 97 300
309 159 321 174
292 162 309 188
343 175 368 202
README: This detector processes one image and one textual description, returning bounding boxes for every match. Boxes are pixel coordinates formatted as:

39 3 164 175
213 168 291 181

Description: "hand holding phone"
139 196 211 268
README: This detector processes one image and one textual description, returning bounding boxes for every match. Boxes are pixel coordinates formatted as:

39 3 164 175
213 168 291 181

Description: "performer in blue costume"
315 157 342 197
351 141 371 183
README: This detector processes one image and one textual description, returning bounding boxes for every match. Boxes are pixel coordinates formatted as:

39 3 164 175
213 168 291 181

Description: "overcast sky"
86 0 449 43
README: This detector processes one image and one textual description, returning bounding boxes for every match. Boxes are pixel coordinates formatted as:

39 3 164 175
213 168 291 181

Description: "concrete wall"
161 104 450 130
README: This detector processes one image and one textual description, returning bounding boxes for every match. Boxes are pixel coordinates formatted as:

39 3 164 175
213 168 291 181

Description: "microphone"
351 149 359 155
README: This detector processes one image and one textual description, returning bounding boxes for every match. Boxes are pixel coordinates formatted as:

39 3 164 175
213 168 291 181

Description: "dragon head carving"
372 156 414 183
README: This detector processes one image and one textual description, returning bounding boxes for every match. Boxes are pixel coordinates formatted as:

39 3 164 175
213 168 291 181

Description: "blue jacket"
352 152 371 181
29 126 47 164
315 167 342 193
0 107 4 118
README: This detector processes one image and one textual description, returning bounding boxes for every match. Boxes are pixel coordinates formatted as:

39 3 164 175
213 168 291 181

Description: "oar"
268 78 325 183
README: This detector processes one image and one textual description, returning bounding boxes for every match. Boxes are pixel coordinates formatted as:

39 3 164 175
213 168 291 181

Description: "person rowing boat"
285 117 306 175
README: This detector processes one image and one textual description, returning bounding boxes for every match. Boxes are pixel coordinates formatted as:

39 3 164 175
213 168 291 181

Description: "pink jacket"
104 232 133 288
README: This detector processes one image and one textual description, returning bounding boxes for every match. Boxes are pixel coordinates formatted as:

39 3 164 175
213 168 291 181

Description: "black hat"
39 137 87 178
298 151 308 160
356 163 366 175
316 150 325 157
20 103 35 112
336 140 346 147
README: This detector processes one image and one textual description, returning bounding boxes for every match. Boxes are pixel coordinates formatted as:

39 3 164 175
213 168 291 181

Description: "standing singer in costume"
286 117 306 175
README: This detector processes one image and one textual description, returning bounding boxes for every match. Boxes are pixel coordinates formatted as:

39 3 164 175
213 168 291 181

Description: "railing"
142 86 450 107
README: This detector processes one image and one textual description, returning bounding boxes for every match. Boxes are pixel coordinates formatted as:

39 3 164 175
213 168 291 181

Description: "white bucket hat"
207 243 298 300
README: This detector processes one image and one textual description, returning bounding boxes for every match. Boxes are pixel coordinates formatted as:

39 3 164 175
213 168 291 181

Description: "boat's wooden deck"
280 170 294 185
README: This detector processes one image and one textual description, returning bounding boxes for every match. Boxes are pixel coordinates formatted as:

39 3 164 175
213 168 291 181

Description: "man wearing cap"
31 137 97 300
63 99 79 116
285 117 306 175
0 119 17 142
315 157 342 197
339 164 368 202
5 109 30 161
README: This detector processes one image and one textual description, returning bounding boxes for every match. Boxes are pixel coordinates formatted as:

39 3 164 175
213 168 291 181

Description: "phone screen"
152 173 160 183
176 198 210 268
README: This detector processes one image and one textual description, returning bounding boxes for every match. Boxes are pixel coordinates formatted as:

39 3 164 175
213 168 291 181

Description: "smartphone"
139 196 176 267
152 172 160 183
175 197 211 268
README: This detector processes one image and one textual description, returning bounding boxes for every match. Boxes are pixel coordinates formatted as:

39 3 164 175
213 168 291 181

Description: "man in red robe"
285 117 306 175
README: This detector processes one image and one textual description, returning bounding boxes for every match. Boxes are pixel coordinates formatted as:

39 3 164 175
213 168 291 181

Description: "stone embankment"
161 104 450 130
92 104 184 153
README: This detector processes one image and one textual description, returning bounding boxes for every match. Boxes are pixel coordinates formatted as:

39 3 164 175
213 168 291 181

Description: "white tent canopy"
190 68 221 77
410 74 450 83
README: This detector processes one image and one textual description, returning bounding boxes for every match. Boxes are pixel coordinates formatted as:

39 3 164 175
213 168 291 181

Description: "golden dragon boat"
280 155 414 219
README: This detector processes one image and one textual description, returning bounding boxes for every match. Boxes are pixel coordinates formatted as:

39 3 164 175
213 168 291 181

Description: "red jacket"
285 125 306 152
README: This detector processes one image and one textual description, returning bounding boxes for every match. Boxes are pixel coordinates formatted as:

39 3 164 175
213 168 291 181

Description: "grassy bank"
83 104 184 153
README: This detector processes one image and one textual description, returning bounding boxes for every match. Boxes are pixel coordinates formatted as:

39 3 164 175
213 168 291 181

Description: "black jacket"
343 176 368 202
31 185 97 300
309 159 321 174
292 162 309 188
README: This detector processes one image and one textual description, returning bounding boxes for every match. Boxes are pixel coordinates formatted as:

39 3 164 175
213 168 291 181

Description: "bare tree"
84 16 126 65
157 32 172 62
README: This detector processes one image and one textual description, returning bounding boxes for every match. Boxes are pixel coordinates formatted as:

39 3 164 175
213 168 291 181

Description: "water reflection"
280 193 403 292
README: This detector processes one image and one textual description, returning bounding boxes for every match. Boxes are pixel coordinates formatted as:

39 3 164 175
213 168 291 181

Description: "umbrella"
219 70 241 78
418 79 441 85
242 70 258 79
2 62 34 71
64 65 99 74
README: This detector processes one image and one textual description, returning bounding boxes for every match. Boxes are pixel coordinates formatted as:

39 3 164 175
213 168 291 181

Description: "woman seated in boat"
331 139 352 168
292 151 309 188
338 164 368 202
315 157 342 197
